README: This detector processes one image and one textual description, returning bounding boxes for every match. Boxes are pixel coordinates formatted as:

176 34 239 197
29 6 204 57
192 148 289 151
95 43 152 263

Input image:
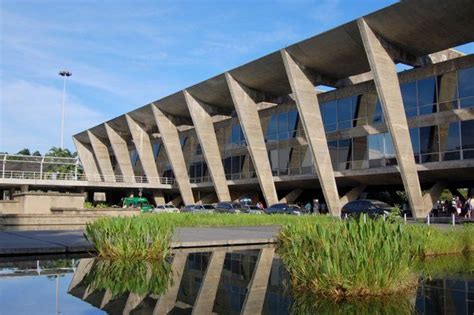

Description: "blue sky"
1 0 472 154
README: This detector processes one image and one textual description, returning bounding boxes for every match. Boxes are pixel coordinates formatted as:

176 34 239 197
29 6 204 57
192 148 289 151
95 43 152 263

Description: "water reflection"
0 248 473 314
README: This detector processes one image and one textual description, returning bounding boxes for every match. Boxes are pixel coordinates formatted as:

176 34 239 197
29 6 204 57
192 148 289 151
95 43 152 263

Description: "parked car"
341 199 392 218
265 203 302 215
215 202 244 214
154 204 180 213
241 205 264 214
181 204 215 213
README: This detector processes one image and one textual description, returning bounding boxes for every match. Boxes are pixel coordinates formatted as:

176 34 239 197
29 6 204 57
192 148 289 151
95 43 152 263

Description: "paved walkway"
0 225 280 256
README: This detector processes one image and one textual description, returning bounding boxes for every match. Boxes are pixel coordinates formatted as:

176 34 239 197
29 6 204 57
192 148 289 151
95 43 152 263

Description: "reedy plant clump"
278 218 418 299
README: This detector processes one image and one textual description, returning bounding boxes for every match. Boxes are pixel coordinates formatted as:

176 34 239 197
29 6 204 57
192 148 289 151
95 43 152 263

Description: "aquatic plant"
83 258 172 297
85 216 173 260
278 218 418 299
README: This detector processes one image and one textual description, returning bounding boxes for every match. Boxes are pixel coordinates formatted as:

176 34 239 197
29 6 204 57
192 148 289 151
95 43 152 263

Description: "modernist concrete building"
73 0 474 218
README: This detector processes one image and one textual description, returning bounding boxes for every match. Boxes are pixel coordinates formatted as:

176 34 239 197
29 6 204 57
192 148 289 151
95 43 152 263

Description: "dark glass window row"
266 110 299 142
320 66 474 132
189 161 208 183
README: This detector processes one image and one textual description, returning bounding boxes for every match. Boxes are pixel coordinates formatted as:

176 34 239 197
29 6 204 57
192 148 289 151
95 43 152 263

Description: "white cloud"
0 80 106 154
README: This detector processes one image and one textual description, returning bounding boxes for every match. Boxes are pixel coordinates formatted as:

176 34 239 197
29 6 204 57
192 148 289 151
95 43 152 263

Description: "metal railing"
0 170 175 185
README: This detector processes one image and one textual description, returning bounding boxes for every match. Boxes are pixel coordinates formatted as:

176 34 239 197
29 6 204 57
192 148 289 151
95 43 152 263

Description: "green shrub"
84 202 93 209
278 219 418 299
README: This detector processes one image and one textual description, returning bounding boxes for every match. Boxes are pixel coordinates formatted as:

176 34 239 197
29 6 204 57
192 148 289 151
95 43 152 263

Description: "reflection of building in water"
66 250 474 314
416 277 474 314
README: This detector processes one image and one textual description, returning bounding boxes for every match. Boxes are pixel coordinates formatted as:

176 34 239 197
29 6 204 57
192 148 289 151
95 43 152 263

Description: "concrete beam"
198 192 218 204
225 73 279 207
184 90 231 202
87 131 115 182
125 114 161 184
358 18 425 218
153 253 188 315
339 185 367 207
241 247 275 315
73 137 101 181
152 104 195 205
153 190 165 205
105 123 136 183
281 49 341 216
423 182 446 216
168 195 182 206
279 188 303 204
192 251 225 315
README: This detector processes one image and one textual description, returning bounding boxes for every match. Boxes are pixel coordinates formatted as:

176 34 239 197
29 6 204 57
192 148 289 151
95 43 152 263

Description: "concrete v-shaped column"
192 251 225 315
73 137 101 181
153 253 188 315
87 130 115 182
104 123 136 183
358 18 425 218
281 49 341 216
241 247 275 315
225 73 279 207
339 185 367 208
151 104 195 205
125 114 161 184
183 90 231 202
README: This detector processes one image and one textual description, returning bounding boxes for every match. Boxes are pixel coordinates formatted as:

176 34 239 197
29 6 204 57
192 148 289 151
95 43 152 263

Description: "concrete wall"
0 192 85 214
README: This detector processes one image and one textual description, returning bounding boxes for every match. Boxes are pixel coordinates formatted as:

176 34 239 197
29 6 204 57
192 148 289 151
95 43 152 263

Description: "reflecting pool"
0 246 472 314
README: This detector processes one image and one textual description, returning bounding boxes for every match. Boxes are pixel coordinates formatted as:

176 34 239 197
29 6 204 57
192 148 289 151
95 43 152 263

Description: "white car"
154 204 180 213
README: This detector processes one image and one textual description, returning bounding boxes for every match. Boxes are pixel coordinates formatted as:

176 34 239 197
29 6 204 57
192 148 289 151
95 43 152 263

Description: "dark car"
265 203 302 215
181 204 215 213
215 202 244 214
341 199 392 218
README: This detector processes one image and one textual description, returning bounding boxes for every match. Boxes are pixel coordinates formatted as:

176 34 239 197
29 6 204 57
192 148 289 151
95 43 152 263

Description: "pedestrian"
257 201 264 210
305 202 312 214
465 196 473 219
321 202 327 214
313 199 320 215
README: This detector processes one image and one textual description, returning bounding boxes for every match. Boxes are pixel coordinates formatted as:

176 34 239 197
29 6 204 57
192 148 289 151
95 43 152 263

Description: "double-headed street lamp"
58 70 72 149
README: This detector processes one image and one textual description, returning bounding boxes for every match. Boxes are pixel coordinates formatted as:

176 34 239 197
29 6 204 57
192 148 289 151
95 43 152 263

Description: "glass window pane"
321 101 337 132
338 139 352 170
351 95 365 122
458 67 474 99
410 128 420 154
288 111 299 136
337 97 352 125
401 81 417 108
439 122 460 152
417 77 436 106
368 134 384 168
461 120 474 150
327 141 338 170
372 99 384 123
278 148 291 174
267 115 278 141
420 126 439 154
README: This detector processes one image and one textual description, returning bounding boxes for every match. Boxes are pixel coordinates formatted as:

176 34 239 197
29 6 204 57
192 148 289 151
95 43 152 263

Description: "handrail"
0 170 175 185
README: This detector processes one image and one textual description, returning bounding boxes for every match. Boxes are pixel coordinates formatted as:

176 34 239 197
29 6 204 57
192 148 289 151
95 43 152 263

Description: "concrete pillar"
183 90 231 202
198 192 218 204
125 115 161 184
225 73 279 206
73 137 101 181
153 253 188 315
87 130 115 182
123 293 145 315
151 105 195 205
241 247 275 315
153 190 165 205
423 182 446 216
339 185 367 207
168 195 182 207
358 18 425 218
281 49 341 216
105 123 136 183
68 258 94 293
20 185 29 193
192 251 225 315
279 188 303 204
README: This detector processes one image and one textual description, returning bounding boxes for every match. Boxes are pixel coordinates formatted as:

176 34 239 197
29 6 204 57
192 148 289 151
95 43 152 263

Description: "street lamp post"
58 70 72 149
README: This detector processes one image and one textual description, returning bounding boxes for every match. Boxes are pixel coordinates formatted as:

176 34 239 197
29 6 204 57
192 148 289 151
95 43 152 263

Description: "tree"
32 151 41 156
17 148 31 155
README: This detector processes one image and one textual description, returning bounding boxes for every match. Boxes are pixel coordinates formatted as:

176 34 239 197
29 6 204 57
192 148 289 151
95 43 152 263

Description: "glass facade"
179 64 474 182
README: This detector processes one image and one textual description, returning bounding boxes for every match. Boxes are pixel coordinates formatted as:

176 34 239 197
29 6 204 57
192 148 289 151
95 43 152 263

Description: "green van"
122 197 154 212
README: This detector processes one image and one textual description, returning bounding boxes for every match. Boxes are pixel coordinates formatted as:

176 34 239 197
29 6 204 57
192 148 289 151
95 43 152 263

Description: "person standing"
312 199 320 215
